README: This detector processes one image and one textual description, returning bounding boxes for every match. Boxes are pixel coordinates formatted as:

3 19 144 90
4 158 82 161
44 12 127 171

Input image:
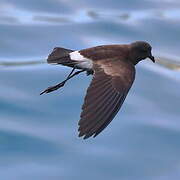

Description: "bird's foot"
40 81 65 95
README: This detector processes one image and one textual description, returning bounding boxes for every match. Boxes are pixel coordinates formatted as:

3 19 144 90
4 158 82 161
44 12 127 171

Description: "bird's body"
48 44 130 71
41 41 155 139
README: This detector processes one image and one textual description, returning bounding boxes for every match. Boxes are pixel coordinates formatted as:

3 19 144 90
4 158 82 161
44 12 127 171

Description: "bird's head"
129 41 155 65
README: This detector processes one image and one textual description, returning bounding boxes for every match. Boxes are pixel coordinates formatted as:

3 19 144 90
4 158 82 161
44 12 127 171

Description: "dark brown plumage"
78 60 135 139
41 41 155 139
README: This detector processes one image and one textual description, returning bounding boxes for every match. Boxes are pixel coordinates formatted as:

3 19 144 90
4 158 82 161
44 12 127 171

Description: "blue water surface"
0 0 180 179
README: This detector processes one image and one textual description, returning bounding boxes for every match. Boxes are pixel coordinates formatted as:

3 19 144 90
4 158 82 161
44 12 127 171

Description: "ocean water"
0 0 180 179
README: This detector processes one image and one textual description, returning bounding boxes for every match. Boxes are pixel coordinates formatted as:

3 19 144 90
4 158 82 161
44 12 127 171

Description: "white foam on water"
139 61 180 82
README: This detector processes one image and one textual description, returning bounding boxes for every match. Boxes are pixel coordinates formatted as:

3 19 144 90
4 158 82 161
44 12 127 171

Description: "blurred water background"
0 0 180 179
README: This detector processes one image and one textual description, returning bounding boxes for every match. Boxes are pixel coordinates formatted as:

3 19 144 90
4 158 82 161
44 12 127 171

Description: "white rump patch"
70 51 93 69
70 51 85 61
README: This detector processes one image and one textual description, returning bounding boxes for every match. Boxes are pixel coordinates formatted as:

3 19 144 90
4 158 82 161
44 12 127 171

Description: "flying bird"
40 41 155 139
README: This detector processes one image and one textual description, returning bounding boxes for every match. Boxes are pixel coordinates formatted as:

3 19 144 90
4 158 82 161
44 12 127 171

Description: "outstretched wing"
78 58 135 139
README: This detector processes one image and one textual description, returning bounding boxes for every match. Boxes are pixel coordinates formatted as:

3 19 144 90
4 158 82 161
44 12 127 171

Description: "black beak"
148 55 155 63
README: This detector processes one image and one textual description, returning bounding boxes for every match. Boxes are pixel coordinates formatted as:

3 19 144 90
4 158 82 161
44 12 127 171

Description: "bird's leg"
40 68 85 95
86 69 94 76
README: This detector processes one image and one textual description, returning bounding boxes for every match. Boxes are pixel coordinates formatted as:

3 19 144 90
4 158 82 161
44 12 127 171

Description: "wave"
0 56 180 71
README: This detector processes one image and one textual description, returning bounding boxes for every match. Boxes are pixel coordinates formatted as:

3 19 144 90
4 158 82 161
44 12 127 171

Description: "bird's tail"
47 47 77 68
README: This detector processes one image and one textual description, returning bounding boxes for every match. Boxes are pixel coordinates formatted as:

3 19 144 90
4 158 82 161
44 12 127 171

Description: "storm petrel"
40 41 155 139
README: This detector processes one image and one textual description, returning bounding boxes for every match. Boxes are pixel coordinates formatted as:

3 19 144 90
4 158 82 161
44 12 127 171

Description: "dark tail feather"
47 47 77 67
